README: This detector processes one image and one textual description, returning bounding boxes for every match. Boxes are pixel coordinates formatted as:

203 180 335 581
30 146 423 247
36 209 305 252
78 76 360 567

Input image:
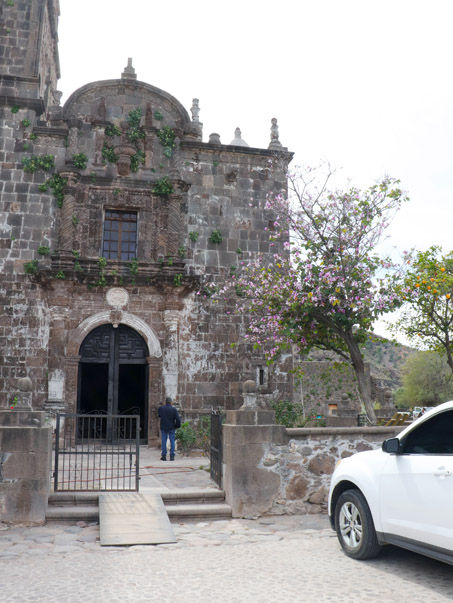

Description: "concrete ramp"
99 492 176 546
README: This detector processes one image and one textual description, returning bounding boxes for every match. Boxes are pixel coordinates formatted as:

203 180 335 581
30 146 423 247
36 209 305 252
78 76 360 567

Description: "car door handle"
433 467 452 478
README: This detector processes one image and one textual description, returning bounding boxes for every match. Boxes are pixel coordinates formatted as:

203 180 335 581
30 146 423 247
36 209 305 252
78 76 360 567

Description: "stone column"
63 355 81 414
57 172 80 262
43 308 70 430
223 381 287 517
147 356 163 446
163 309 180 402
167 196 181 256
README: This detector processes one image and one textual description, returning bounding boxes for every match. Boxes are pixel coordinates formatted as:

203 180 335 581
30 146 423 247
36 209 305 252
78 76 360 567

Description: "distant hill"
308 335 416 393
361 335 415 392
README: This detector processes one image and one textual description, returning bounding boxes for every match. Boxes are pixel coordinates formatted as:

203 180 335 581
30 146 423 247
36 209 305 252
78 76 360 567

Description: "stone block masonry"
222 387 403 518
0 1 294 447
259 426 403 515
0 411 52 525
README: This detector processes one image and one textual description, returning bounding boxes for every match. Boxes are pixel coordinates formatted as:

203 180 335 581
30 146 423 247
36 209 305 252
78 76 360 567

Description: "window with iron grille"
102 210 137 260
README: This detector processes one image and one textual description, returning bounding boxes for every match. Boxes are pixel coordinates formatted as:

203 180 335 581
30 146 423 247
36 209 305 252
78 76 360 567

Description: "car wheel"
335 489 382 560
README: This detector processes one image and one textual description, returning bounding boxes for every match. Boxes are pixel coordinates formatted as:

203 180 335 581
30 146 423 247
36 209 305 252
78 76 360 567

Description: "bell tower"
0 0 60 116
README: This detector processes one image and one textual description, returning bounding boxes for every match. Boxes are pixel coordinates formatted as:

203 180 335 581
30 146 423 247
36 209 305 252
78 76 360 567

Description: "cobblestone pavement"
1 515 452 602
2 449 453 601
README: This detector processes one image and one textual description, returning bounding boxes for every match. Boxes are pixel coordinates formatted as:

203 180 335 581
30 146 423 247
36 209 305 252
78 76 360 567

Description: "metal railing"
210 410 223 487
54 413 140 492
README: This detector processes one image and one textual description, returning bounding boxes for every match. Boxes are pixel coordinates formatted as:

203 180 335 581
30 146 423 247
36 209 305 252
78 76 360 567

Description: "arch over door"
78 324 149 441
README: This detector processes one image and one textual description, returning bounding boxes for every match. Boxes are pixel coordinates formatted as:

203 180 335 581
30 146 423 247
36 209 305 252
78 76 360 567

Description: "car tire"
335 489 382 560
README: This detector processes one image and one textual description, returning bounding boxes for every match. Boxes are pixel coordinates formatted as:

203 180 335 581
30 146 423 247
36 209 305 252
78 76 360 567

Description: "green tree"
220 165 408 424
393 246 453 371
395 351 453 407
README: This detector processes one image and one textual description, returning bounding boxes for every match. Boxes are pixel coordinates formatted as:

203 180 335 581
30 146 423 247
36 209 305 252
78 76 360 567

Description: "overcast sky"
58 0 453 340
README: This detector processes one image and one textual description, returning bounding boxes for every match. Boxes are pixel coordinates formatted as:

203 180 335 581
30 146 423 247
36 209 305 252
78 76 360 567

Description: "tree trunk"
344 333 377 425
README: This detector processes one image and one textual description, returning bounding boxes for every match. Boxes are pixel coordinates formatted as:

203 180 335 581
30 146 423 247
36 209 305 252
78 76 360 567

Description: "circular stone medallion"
106 287 129 309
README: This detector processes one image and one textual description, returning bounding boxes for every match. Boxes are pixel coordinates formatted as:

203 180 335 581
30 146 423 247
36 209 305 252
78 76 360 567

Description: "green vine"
37 246 50 256
157 125 176 158
129 258 139 284
11 104 19 114
97 257 107 287
103 109 146 172
104 124 121 138
72 153 88 169
154 110 164 121
22 119 31 127
189 231 199 242
24 260 38 275
72 250 83 272
173 273 183 286
130 150 145 173
127 108 145 143
102 144 117 164
55 270 65 280
38 174 67 208
152 176 173 197
209 230 223 244
177 246 187 259
22 154 55 173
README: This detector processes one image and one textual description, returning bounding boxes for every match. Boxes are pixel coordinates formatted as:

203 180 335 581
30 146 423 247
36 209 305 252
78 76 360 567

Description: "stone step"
48 488 226 506
46 505 99 522
46 489 231 523
166 503 232 521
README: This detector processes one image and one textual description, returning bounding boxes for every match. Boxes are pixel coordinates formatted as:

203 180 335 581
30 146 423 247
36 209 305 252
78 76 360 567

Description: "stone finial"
229 127 250 147
18 377 32 392
243 380 256 393
191 98 200 122
121 58 137 80
241 380 258 409
208 133 221 145
268 117 283 150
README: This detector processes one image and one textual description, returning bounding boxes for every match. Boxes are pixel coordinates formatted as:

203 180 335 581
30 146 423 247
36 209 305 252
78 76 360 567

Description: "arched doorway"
77 324 149 442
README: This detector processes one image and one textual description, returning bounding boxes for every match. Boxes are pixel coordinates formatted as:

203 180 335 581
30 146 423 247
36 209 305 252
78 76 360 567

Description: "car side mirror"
382 437 401 454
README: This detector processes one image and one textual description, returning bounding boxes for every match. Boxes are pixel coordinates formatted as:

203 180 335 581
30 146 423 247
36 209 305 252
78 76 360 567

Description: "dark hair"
165 397 173 404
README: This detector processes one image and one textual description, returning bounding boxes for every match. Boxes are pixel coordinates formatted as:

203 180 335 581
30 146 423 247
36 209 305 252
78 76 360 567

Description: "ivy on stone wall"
157 125 176 158
38 174 67 208
22 154 55 173
72 153 88 170
102 108 146 172
152 176 173 197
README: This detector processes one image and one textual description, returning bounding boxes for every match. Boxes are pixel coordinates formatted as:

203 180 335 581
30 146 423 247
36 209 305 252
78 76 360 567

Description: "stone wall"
0 410 52 525
258 426 403 516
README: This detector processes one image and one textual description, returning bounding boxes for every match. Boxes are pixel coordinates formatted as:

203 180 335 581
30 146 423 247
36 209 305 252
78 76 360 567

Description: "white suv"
328 401 453 565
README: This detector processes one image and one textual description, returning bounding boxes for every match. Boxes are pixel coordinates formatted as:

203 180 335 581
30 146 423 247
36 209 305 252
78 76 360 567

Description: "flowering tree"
224 166 408 424
392 246 453 371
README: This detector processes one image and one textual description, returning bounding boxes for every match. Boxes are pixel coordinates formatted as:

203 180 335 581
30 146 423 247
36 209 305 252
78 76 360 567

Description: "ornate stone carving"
51 90 63 106
106 287 129 309
268 117 283 150
109 309 123 328
191 98 200 122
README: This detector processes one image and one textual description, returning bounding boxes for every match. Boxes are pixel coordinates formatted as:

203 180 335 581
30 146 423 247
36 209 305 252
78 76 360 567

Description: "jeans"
161 429 176 457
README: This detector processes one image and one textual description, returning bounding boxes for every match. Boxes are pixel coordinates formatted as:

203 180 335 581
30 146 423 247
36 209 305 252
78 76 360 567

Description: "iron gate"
54 413 140 492
210 410 223 487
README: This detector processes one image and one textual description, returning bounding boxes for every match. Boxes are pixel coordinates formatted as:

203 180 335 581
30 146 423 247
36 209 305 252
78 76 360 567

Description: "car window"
403 409 453 454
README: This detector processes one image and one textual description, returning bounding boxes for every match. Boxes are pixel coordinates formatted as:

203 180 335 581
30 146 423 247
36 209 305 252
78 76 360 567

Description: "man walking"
158 397 181 461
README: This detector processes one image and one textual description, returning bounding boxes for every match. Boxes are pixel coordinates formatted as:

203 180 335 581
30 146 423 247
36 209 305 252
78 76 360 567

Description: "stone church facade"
0 0 293 443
